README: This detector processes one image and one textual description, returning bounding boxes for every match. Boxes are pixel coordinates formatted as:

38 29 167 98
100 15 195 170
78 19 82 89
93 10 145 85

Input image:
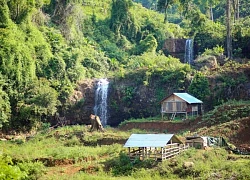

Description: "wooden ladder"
171 112 176 120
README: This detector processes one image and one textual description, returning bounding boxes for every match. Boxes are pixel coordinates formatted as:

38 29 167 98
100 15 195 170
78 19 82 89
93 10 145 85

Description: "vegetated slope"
194 117 250 151
120 101 250 151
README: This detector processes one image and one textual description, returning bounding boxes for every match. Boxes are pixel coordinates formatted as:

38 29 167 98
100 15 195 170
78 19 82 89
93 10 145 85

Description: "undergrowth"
203 100 250 125
1 125 250 179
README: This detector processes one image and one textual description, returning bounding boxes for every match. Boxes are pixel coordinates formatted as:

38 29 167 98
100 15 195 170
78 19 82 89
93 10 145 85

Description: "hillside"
119 101 250 152
0 0 250 132
1 118 250 179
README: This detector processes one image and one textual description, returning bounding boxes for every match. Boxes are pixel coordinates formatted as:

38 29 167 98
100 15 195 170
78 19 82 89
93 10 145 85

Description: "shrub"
17 161 46 180
0 154 27 180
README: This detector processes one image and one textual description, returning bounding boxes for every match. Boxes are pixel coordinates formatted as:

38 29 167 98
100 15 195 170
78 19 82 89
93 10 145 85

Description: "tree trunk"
232 0 240 21
226 0 232 59
164 0 168 23
210 5 213 22
236 0 239 19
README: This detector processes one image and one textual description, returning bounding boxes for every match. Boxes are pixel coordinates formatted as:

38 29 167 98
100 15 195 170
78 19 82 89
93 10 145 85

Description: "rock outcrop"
162 39 187 62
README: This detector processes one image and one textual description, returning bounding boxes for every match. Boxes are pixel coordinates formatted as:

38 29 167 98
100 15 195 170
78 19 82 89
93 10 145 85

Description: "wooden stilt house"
160 93 203 120
124 134 189 161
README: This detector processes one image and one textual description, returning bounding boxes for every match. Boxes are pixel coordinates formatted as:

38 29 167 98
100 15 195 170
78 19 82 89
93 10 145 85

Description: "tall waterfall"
184 39 194 64
93 79 109 126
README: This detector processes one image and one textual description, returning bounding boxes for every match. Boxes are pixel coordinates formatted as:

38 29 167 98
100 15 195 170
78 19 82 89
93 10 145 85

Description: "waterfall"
93 78 109 126
184 39 194 64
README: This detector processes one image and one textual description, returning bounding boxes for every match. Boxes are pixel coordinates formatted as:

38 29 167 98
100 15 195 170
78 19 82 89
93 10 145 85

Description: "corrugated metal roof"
124 134 175 147
174 93 203 104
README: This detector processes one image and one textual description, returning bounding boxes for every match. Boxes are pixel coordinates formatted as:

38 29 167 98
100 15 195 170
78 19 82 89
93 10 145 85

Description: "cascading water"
93 79 109 126
184 39 194 64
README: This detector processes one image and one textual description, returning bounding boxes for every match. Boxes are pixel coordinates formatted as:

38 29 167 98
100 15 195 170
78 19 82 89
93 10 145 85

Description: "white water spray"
184 39 194 64
93 78 109 126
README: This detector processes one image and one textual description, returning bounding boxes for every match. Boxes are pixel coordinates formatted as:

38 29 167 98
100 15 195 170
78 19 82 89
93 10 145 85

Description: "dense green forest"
0 0 250 131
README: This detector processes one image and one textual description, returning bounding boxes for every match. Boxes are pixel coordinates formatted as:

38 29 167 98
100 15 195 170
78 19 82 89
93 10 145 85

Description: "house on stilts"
160 93 203 120
124 134 189 161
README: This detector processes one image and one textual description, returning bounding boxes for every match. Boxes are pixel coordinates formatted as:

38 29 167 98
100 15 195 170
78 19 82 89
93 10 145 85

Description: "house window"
176 102 181 111
168 102 173 111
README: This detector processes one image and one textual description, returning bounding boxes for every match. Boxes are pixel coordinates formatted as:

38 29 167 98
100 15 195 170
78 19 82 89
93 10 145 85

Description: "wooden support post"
155 147 157 161
142 147 144 160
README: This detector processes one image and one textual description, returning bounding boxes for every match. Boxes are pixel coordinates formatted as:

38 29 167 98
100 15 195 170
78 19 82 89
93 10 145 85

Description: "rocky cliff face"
66 79 96 125
65 65 250 127
163 39 187 62
66 73 185 126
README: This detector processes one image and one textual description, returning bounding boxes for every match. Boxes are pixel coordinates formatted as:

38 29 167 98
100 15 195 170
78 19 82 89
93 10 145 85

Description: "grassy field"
1 125 250 180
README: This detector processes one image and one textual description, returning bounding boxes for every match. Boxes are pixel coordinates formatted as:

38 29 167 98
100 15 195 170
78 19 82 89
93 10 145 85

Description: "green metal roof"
174 93 203 104
124 134 181 148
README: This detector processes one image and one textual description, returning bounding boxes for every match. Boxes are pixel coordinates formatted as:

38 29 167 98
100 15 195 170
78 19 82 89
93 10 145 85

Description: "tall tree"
157 0 179 23
232 0 239 21
226 0 232 59
110 0 138 39
0 0 10 28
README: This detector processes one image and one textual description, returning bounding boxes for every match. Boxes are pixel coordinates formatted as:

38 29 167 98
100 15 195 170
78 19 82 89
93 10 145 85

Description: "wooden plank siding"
161 93 202 119
161 101 187 113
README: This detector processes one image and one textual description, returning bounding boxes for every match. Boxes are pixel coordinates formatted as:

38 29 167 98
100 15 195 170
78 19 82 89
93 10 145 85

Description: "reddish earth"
45 164 83 176
119 117 250 151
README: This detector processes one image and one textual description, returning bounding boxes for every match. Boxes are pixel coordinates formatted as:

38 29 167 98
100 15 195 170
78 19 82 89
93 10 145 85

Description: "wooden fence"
128 143 189 161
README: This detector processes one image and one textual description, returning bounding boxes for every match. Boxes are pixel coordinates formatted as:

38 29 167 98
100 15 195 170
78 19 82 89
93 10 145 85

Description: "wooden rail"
128 143 189 161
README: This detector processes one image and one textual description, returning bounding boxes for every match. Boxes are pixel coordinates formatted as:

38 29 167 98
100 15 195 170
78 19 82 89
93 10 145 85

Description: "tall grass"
1 126 250 180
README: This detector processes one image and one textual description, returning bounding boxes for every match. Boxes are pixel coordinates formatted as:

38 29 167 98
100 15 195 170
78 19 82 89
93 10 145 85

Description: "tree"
188 72 210 102
110 0 138 39
7 0 35 23
0 76 11 128
226 0 232 59
135 34 158 54
0 0 10 28
232 0 240 20
14 79 58 130
157 0 179 23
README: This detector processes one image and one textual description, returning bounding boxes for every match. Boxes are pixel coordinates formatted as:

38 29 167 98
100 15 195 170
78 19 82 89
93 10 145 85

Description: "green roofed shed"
160 93 203 120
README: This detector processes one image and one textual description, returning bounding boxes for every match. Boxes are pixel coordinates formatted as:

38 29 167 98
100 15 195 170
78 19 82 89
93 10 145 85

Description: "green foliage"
203 100 250 124
1 126 250 179
0 154 27 180
121 86 136 103
7 0 35 24
157 0 179 22
110 152 133 176
211 61 248 105
107 152 157 176
0 23 36 87
194 21 225 54
135 34 158 54
10 79 58 130
188 72 210 101
0 0 249 132
118 116 162 127
232 17 250 58
110 0 138 40
202 45 224 56
0 76 11 128
0 0 10 28
17 161 46 180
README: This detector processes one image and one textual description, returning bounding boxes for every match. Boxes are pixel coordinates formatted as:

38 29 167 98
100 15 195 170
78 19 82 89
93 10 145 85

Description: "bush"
17 161 46 180
0 154 27 180
110 153 133 176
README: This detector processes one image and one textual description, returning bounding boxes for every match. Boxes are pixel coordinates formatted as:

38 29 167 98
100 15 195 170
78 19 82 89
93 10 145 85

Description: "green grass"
1 125 250 180
202 100 250 125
